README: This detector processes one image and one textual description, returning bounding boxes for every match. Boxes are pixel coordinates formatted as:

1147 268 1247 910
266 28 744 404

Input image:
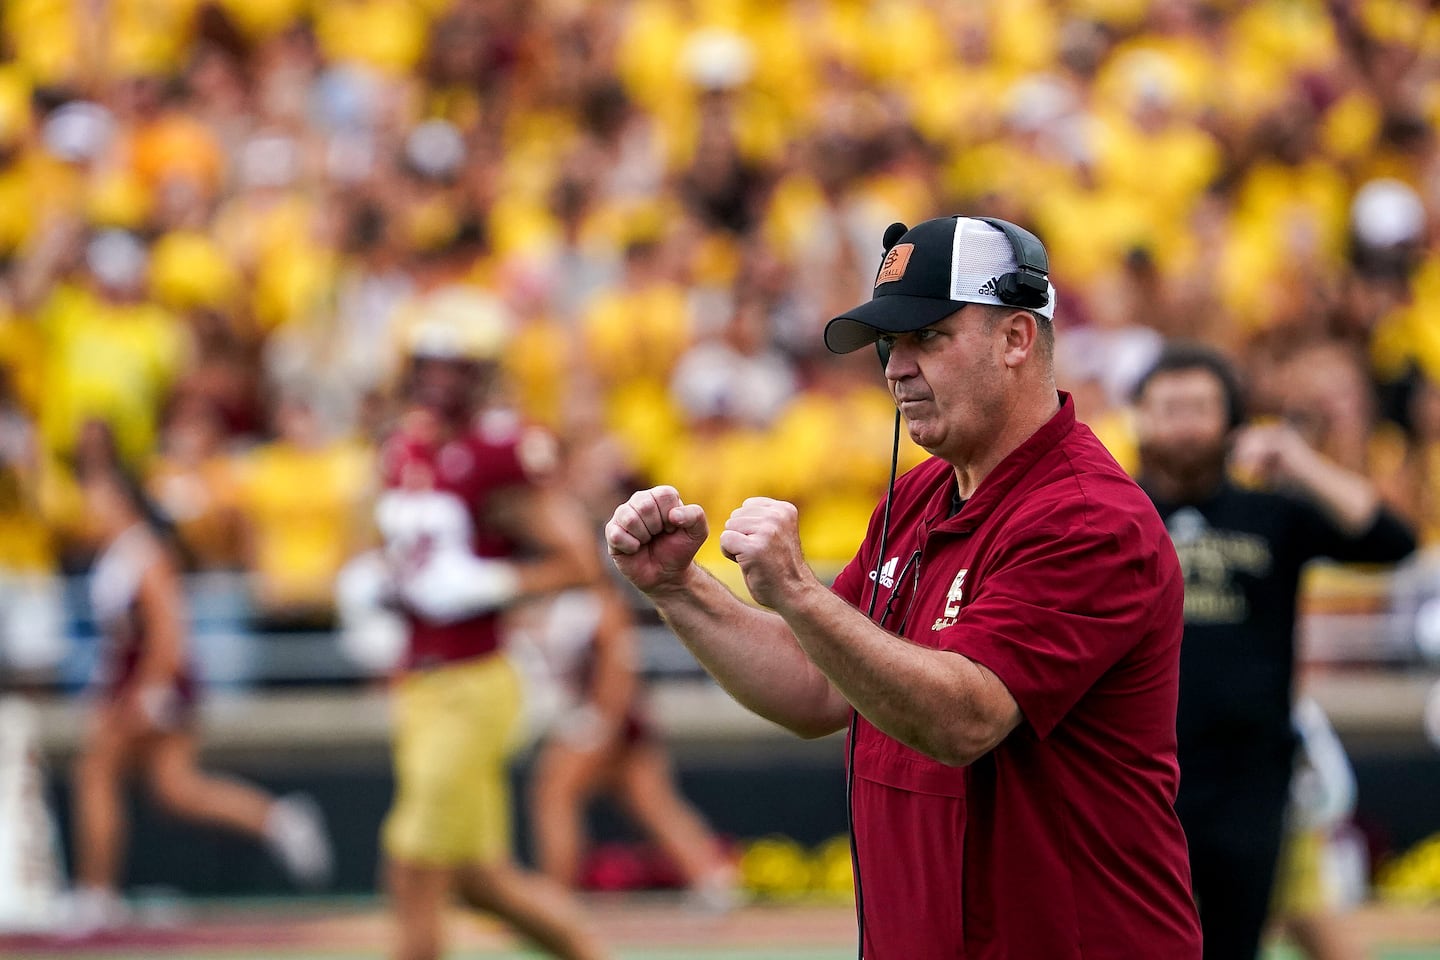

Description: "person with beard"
1133 343 1415 960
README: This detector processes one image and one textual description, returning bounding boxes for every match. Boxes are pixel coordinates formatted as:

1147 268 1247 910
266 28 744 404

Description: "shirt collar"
923 391 1077 534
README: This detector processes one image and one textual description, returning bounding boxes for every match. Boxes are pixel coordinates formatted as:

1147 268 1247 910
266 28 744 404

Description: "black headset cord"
849 405 903 959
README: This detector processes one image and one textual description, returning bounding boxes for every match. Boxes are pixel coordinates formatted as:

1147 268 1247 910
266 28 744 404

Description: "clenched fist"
1230 422 1315 488
719 497 816 611
606 486 709 595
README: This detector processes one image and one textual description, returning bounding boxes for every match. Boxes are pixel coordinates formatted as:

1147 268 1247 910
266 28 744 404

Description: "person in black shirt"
1133 344 1415 960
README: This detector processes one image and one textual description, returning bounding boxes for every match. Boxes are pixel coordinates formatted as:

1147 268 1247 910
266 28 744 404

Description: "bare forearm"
497 487 602 597
1293 452 1379 535
514 550 601 597
779 583 1016 766
648 566 848 738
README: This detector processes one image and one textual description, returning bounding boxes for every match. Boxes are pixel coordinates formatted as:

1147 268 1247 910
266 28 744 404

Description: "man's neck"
950 387 1061 500
1140 463 1226 505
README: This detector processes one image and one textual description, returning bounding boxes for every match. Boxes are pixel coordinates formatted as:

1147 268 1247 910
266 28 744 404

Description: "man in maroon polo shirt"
605 216 1202 959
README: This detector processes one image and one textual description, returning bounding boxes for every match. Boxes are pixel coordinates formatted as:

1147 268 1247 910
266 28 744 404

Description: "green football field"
6 898 1437 960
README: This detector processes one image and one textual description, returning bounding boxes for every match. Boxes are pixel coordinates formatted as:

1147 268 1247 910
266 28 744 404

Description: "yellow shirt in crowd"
233 438 373 612
38 284 186 464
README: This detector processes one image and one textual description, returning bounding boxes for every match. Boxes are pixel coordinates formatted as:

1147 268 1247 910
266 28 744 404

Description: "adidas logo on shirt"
869 556 900 589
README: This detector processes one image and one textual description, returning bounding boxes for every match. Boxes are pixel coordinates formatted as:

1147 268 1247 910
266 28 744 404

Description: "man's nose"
884 342 918 380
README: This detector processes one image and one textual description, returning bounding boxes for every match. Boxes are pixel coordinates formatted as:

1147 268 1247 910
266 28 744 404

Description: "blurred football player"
371 298 609 960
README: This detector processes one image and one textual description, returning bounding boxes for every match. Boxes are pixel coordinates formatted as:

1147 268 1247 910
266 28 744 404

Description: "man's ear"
1001 310 1038 368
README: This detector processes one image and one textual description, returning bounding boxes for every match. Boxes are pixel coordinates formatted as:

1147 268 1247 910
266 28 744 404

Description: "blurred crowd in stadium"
0 0 1439 639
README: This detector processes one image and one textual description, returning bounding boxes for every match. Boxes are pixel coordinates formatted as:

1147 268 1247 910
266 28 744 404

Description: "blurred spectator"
498 259 574 431
646 397 769 575
669 292 797 431
765 353 928 570
0 364 49 575
0 364 64 675
581 226 695 474
581 227 693 391
170 310 267 441
680 89 766 236
146 395 245 572
0 0 1435 666
119 74 226 208
1055 249 1167 472
33 228 186 466
1390 374 1440 548
235 394 372 629
330 204 415 395
542 168 623 326
1134 344 1415 960
1273 341 1390 480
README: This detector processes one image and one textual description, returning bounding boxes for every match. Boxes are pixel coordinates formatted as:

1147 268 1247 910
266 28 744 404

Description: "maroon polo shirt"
832 393 1201 959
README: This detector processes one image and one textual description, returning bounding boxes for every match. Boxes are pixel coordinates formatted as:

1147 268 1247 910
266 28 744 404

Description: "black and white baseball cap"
824 216 1057 354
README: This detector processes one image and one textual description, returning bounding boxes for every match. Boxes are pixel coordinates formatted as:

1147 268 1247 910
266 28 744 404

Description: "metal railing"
3 570 713 691
8 552 1440 693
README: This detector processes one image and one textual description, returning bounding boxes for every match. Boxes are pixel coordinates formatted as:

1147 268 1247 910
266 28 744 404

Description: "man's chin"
904 422 940 454
1139 444 1227 481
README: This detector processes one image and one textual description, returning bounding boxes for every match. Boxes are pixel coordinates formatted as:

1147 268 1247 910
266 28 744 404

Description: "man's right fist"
605 486 709 594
